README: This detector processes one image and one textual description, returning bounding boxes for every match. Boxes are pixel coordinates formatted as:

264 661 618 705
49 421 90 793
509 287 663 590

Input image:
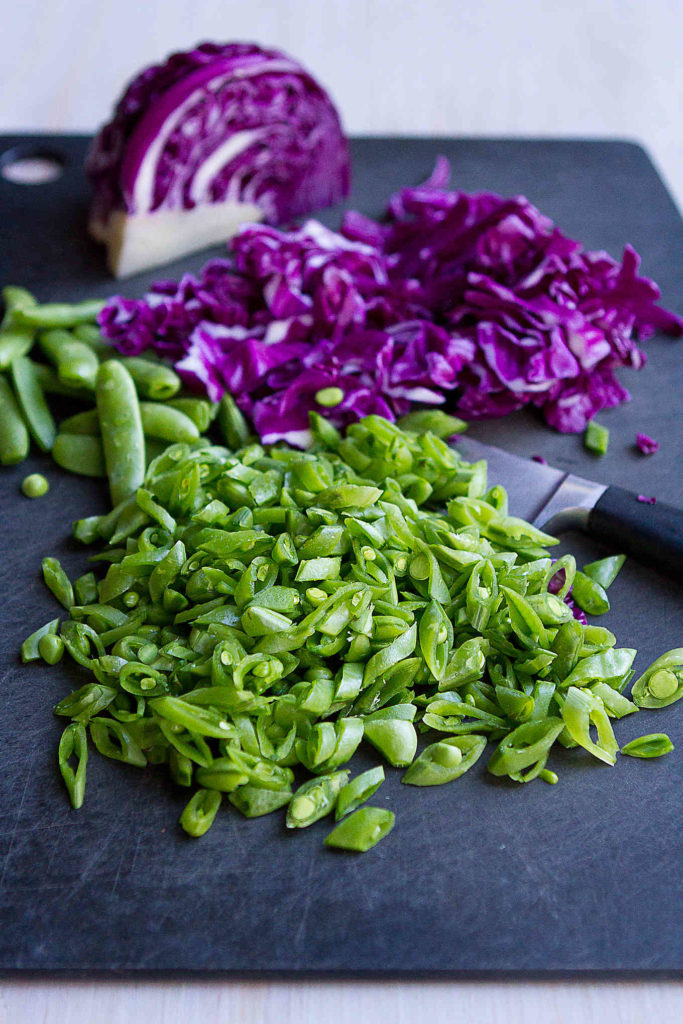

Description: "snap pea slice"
560 687 619 765
229 785 292 818
363 708 418 768
397 410 467 438
582 554 625 590
402 735 487 786
89 717 147 767
217 392 250 448
31 360 94 399
630 649 683 708
42 557 74 609
58 722 87 809
286 771 349 828
487 718 565 777
335 766 385 819
571 570 610 615
620 734 674 759
324 806 395 852
21 618 60 663
179 789 222 837
584 420 609 455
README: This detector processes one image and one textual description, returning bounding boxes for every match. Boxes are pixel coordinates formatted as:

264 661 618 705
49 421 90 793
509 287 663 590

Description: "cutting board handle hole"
1 147 65 185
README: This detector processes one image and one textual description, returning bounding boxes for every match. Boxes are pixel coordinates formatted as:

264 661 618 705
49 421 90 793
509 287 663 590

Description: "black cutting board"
0 136 681 977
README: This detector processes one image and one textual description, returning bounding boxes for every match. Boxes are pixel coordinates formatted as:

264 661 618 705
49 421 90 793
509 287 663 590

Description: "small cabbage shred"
87 42 350 276
100 158 682 438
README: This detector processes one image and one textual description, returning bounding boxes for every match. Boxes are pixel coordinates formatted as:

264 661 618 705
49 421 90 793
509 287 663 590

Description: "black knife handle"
587 485 683 580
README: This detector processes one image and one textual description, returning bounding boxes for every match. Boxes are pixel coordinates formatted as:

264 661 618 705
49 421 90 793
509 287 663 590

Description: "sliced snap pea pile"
23 414 680 850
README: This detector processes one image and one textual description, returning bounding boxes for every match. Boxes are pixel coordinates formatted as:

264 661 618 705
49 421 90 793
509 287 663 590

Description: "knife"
455 437 683 580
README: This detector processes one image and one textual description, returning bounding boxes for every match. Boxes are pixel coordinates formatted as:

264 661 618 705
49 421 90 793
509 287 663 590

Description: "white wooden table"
1 1 681 1019
1 977 681 1023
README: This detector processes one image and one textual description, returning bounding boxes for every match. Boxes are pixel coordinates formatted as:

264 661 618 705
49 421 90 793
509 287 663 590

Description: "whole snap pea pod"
0 375 30 464
96 361 145 504
139 402 200 443
10 356 56 451
117 356 181 400
72 323 114 359
52 434 106 477
0 286 37 368
38 329 99 388
58 410 100 435
14 298 106 329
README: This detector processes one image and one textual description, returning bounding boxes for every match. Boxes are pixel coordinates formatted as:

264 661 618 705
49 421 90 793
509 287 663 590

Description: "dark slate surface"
0 136 681 976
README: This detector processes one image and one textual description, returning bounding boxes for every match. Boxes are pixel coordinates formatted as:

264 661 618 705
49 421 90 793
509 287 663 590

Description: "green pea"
315 387 344 408
21 473 49 498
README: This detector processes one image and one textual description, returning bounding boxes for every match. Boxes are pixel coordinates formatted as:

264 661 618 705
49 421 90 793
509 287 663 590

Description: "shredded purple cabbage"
635 432 659 455
99 159 682 443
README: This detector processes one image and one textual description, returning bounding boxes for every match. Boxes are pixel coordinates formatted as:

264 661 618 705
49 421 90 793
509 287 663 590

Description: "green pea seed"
21 472 49 498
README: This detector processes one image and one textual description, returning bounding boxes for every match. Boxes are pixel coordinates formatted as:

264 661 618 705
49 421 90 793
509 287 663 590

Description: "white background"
1 1 681 1021
2 0 683 209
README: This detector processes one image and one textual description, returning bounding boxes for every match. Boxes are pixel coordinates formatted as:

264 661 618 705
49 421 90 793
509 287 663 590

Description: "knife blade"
454 436 683 579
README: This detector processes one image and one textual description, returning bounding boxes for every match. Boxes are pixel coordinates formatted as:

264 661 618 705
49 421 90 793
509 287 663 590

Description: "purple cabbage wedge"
99 159 682 441
86 42 350 278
